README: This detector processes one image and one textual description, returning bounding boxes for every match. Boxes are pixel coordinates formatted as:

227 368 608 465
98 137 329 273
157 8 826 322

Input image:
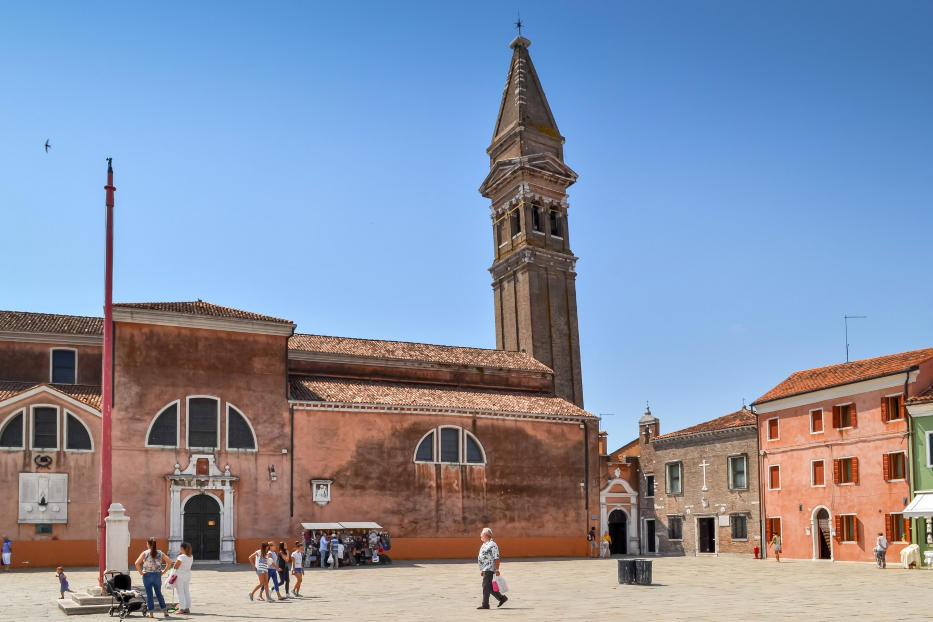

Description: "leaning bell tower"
479 35 584 407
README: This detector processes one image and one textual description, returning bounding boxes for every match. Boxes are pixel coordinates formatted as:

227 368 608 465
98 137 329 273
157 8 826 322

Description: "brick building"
0 34 600 567
752 348 933 562
639 407 761 556
598 434 640 554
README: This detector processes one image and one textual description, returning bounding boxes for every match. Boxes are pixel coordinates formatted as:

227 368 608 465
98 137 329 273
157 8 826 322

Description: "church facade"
0 35 599 567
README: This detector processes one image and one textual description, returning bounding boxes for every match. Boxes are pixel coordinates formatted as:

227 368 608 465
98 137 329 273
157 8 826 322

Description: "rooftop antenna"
514 10 523 37
844 314 867 362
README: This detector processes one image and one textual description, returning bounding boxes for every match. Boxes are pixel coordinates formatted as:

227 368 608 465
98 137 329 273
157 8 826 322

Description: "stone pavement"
2 556 931 621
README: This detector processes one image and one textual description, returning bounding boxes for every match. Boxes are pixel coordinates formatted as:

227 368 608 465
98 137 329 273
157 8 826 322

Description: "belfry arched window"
413 426 486 465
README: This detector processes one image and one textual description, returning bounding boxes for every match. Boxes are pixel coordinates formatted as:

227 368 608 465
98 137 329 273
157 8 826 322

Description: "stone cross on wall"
700 460 710 491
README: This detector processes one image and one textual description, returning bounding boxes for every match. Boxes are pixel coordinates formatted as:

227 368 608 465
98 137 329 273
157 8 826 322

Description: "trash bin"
617 559 635 584
634 559 652 585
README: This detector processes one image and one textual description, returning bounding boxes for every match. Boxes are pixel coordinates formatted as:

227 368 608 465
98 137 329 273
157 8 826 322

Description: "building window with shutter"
886 512 910 542
768 464 781 490
668 515 683 540
882 394 904 422
833 403 856 429
187 397 219 449
666 462 683 495
31 405 59 450
884 452 906 481
840 515 857 542
766 417 779 441
50 348 77 384
835 457 858 485
810 409 823 434
728 454 748 490
811 460 825 487
226 405 257 450
413 426 485 465
765 517 781 542
731 514 748 540
645 474 655 498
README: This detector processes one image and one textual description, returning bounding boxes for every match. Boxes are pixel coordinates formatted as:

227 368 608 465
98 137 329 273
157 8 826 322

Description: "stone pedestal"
104 502 131 573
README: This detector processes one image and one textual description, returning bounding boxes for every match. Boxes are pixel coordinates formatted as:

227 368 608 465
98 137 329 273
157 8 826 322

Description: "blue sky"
2 1 932 444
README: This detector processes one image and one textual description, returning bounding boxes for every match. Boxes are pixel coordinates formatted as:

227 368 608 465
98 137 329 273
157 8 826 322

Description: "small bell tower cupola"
479 34 584 407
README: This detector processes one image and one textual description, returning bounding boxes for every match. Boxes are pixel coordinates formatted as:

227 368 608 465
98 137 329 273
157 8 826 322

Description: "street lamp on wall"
269 465 277 482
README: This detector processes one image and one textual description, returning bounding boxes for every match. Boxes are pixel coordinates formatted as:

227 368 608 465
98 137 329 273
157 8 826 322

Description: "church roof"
288 375 590 418
753 347 933 405
0 310 103 336
654 408 756 441
289 333 553 373
114 301 294 325
0 381 102 411
490 36 563 155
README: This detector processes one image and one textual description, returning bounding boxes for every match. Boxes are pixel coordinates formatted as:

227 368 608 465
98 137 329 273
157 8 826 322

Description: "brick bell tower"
479 35 584 407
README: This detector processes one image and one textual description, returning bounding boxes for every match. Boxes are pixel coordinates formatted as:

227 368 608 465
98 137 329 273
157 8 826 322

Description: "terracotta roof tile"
114 301 293 325
754 348 933 405
907 383 933 405
289 334 552 373
289 375 589 417
0 381 102 411
0 310 102 335
654 408 757 441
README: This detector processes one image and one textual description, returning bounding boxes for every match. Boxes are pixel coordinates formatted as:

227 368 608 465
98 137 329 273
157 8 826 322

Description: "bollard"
634 559 652 585
617 559 636 584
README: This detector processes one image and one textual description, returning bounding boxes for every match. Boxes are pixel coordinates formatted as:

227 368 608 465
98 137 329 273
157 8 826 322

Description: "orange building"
752 349 933 562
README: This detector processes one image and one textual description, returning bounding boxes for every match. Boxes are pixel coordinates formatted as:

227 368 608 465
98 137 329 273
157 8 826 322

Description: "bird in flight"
44 139 51 153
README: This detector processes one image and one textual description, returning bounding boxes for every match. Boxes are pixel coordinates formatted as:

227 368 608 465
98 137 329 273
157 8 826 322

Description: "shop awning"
902 493 933 518
300 522 343 531
338 522 382 529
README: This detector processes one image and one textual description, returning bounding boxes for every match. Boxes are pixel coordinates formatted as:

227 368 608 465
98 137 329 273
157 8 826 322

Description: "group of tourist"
248 540 305 601
306 530 390 567
133 537 194 617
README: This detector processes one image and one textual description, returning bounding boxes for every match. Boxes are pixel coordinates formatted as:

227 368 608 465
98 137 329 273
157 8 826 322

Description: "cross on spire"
514 11 523 37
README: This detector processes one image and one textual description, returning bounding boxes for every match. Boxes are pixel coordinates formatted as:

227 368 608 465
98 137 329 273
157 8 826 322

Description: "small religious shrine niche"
311 479 332 506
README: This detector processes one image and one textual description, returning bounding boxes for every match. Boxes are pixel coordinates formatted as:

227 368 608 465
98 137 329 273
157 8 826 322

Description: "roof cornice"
0 331 103 346
653 424 757 446
753 369 919 413
289 399 595 424
113 308 295 336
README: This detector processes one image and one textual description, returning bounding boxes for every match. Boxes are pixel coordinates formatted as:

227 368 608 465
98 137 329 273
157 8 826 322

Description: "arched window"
226 405 256 450
413 426 485 465
65 412 93 451
187 397 219 450
146 402 178 447
0 411 24 449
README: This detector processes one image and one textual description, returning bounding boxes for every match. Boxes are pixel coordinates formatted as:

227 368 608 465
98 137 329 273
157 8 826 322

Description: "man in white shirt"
318 534 329 569
476 527 507 609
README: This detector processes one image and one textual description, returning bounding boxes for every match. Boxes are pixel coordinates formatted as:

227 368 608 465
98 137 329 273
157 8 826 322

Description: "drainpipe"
289 404 295 518
583 419 590 535
904 369 914 542
755 408 766 559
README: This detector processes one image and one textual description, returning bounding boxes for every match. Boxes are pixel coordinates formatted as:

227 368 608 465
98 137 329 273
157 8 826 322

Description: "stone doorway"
814 508 832 560
644 519 656 554
608 510 628 555
698 517 716 553
183 494 221 560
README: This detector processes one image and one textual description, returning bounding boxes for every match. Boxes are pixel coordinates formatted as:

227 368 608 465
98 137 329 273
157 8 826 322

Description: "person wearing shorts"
290 542 304 597
1 536 11 571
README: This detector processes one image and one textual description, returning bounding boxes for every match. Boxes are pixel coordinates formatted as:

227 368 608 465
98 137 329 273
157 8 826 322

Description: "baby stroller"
104 571 145 619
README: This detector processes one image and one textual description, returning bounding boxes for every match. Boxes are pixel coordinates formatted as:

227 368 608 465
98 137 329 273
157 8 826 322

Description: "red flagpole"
100 159 115 585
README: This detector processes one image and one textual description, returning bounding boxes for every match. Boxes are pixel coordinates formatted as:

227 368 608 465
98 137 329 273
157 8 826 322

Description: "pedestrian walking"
1 535 11 571
290 541 304 597
874 532 888 568
277 542 290 597
266 541 286 600
171 542 194 614
476 527 507 610
770 533 782 562
249 542 272 601
55 566 74 599
600 532 612 558
318 533 329 569
328 534 340 569
587 527 598 558
134 537 169 618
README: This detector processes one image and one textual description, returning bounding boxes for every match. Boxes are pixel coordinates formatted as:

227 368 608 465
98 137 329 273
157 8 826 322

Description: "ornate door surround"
166 454 238 562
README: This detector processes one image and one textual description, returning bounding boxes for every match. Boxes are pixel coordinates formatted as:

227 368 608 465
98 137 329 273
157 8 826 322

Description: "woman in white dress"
172 542 194 614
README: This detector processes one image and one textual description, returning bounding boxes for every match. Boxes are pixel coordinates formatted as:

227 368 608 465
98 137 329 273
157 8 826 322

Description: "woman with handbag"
171 542 194 614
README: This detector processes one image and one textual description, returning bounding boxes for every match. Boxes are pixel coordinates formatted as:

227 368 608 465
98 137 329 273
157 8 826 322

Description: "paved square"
3 557 931 621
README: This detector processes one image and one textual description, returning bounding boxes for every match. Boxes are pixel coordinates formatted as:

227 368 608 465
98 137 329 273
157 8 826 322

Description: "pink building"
752 348 933 562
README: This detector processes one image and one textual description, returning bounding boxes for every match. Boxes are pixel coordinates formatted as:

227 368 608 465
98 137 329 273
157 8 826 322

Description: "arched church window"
532 206 542 232
510 207 521 237
227 405 256 450
146 402 178 447
549 210 562 237
413 426 486 465
65 412 92 451
187 397 219 449
0 411 24 449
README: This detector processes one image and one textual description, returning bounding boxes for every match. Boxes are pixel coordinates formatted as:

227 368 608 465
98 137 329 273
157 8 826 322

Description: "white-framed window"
0 410 25 450
927 430 933 468
882 393 904 423
811 459 826 487
645 474 655 498
728 454 748 490
30 404 59 451
226 404 257 451
810 408 823 434
186 396 220 450
768 464 781 490
833 403 856 429
835 456 858 485
413 426 485 465
49 348 77 384
146 401 179 448
666 461 683 495
766 417 779 441
64 411 93 452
